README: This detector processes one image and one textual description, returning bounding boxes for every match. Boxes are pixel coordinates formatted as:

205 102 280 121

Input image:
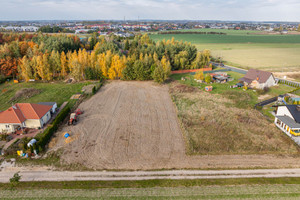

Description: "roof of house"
239 69 273 84
0 103 52 124
276 115 300 129
286 105 300 123
37 102 57 107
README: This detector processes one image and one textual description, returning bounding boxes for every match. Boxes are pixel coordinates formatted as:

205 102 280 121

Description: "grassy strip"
1 177 300 190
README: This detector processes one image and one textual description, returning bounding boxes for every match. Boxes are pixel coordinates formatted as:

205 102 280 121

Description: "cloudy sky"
0 0 300 21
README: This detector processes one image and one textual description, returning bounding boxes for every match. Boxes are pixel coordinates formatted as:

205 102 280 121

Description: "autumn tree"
60 51 68 78
18 56 32 82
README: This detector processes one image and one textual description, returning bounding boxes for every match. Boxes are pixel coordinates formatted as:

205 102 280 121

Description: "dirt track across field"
51 81 300 170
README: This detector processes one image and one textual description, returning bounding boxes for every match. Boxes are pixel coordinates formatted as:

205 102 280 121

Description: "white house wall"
52 103 57 113
0 124 15 133
264 75 276 88
25 119 42 128
276 106 295 120
40 111 51 127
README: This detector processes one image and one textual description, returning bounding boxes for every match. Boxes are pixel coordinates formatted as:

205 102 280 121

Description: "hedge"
35 104 71 151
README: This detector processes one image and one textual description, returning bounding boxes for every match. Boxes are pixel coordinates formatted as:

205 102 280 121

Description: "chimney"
297 105 300 112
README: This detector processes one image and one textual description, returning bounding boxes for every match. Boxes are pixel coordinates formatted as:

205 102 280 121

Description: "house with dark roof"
239 69 276 89
275 105 300 137
0 103 54 133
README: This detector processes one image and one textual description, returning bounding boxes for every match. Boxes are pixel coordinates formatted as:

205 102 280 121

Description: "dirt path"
3 168 300 183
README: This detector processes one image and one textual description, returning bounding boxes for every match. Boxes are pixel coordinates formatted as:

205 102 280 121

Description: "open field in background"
150 30 300 77
0 81 89 111
170 28 260 35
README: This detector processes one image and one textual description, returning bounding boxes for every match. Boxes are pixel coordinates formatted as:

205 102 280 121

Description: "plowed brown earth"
58 81 186 170
52 81 300 170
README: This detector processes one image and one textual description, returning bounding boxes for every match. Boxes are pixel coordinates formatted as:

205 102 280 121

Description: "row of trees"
1 33 211 83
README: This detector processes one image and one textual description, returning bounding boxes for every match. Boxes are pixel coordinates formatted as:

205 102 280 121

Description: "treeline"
0 33 211 83
38 26 75 33
159 31 227 35
0 33 81 77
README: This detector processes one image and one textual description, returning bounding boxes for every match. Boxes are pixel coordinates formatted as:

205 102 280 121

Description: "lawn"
171 71 293 107
0 81 90 111
2 178 300 199
150 31 300 72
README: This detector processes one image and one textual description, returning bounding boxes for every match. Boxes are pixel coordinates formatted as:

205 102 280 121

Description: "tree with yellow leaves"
108 54 126 79
60 51 68 78
161 56 171 77
18 56 32 82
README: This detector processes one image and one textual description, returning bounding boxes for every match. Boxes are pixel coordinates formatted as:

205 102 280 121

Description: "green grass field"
150 29 300 72
170 28 260 35
2 178 300 199
0 81 90 111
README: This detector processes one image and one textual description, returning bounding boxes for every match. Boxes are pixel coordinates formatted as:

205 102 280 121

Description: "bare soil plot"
50 81 300 170
54 81 186 170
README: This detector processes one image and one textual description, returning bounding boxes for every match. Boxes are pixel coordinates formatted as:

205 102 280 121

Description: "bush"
257 87 270 95
205 74 211 83
194 70 204 81
10 172 21 184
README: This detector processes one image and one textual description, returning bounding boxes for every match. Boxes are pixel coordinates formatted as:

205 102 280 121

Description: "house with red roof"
0 103 53 134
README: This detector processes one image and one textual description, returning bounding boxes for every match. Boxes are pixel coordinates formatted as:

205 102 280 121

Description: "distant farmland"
150 29 300 72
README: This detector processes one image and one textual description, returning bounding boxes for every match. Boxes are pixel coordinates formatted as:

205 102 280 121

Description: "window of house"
5 125 10 129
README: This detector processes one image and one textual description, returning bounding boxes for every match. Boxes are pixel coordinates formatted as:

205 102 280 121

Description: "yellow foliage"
194 70 204 80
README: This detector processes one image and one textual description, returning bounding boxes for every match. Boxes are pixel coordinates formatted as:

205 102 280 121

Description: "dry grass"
10 88 41 102
170 82 299 155
212 47 300 71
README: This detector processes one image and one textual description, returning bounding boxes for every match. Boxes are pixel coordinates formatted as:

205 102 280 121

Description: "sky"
0 0 300 22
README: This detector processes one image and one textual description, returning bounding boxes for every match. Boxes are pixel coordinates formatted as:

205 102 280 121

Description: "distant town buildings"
0 20 299 34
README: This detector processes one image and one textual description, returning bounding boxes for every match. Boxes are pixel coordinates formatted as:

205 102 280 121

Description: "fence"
278 79 300 88
171 68 212 74
190 69 230 75
255 96 278 108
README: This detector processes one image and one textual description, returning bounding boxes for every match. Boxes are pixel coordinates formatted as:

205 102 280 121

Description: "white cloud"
0 0 299 21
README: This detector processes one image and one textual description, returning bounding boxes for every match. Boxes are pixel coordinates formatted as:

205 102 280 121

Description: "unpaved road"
49 81 300 170
2 168 300 183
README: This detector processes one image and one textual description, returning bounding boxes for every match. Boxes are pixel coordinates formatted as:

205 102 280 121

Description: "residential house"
37 102 57 114
0 103 54 133
239 69 276 89
275 105 300 136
